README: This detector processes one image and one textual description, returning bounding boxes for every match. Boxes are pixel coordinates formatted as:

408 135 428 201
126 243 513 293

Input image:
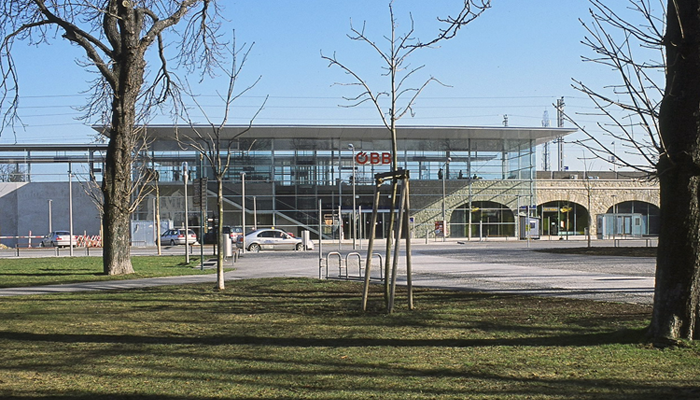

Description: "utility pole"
556 97 565 171
68 164 74 257
542 110 550 172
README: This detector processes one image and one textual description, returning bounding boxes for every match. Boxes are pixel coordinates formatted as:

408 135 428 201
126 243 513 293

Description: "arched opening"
537 201 589 237
450 201 515 238
606 201 660 236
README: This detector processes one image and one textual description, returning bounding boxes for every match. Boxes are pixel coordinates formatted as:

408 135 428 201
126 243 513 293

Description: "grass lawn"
0 278 698 399
0 256 216 288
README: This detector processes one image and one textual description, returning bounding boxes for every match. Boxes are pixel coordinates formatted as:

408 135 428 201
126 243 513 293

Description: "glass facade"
0 126 576 240
132 126 552 240
147 137 538 186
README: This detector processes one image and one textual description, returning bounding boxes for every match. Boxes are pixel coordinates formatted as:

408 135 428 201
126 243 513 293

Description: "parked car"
40 231 78 248
161 229 198 246
237 228 303 252
202 226 243 244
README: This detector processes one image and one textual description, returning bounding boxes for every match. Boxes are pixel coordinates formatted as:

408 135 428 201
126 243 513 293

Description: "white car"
238 228 303 252
161 229 198 246
40 231 78 248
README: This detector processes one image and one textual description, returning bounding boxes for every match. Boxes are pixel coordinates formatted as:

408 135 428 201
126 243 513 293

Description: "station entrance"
449 201 515 238
538 201 589 237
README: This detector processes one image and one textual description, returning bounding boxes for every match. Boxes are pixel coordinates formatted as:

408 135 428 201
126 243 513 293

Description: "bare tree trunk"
101 23 144 275
361 183 382 311
102 125 135 275
586 195 592 248
652 164 700 341
216 177 225 290
650 0 700 342
155 181 162 255
383 179 398 307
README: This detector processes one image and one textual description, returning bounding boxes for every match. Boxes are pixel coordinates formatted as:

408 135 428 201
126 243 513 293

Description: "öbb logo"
355 151 392 165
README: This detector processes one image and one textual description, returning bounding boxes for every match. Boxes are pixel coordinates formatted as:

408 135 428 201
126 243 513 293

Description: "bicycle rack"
324 251 343 279
322 251 384 280
371 253 384 280
345 252 362 278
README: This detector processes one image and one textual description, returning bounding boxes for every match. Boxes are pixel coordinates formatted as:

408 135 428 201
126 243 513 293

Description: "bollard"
223 236 233 258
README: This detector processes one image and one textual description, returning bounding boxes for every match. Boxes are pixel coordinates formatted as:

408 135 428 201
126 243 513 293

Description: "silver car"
161 229 198 246
40 231 77 248
238 228 303 252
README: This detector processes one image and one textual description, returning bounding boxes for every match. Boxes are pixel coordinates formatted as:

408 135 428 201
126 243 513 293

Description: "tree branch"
572 0 664 176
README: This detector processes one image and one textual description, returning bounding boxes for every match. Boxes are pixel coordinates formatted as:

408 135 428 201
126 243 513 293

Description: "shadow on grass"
1 339 697 400
0 272 99 277
2 280 694 400
0 325 648 348
2 384 695 400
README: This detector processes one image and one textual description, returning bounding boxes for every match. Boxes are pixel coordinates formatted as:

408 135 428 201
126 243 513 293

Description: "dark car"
203 226 243 244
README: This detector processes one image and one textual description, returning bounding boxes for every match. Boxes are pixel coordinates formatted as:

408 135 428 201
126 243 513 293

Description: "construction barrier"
0 232 102 248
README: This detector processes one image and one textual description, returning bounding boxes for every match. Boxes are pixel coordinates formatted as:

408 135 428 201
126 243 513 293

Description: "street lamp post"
68 165 74 256
348 143 356 250
441 157 451 242
183 162 189 264
199 153 204 270
611 194 617 241
48 199 53 233
253 195 258 230
241 172 246 254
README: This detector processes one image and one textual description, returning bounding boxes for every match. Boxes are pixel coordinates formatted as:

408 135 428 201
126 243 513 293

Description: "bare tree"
573 0 700 344
0 1 224 275
653 0 700 344
177 34 267 290
322 0 491 312
570 0 664 175
79 136 156 220
0 164 27 182
578 153 596 248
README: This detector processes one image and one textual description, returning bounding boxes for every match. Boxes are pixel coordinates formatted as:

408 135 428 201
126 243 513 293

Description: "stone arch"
450 200 514 238
536 180 659 237
537 200 589 236
606 200 660 235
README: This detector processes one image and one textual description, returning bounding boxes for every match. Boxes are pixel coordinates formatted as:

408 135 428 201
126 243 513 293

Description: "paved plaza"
0 239 656 304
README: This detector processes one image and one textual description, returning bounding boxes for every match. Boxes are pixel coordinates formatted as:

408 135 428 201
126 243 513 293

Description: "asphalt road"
0 239 657 304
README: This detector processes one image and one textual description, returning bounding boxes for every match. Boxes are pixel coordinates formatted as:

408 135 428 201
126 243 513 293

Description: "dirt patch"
536 246 657 258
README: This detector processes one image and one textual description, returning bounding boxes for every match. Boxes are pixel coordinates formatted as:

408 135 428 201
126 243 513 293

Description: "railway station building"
0 124 661 247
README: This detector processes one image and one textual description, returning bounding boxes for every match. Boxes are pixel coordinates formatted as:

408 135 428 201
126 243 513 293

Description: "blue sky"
1 0 660 171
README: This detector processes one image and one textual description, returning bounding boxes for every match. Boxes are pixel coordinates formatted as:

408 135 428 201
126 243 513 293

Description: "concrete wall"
0 182 101 247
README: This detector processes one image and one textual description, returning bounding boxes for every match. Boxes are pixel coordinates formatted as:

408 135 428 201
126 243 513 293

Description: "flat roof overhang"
0 143 108 164
94 124 577 149
0 144 108 152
